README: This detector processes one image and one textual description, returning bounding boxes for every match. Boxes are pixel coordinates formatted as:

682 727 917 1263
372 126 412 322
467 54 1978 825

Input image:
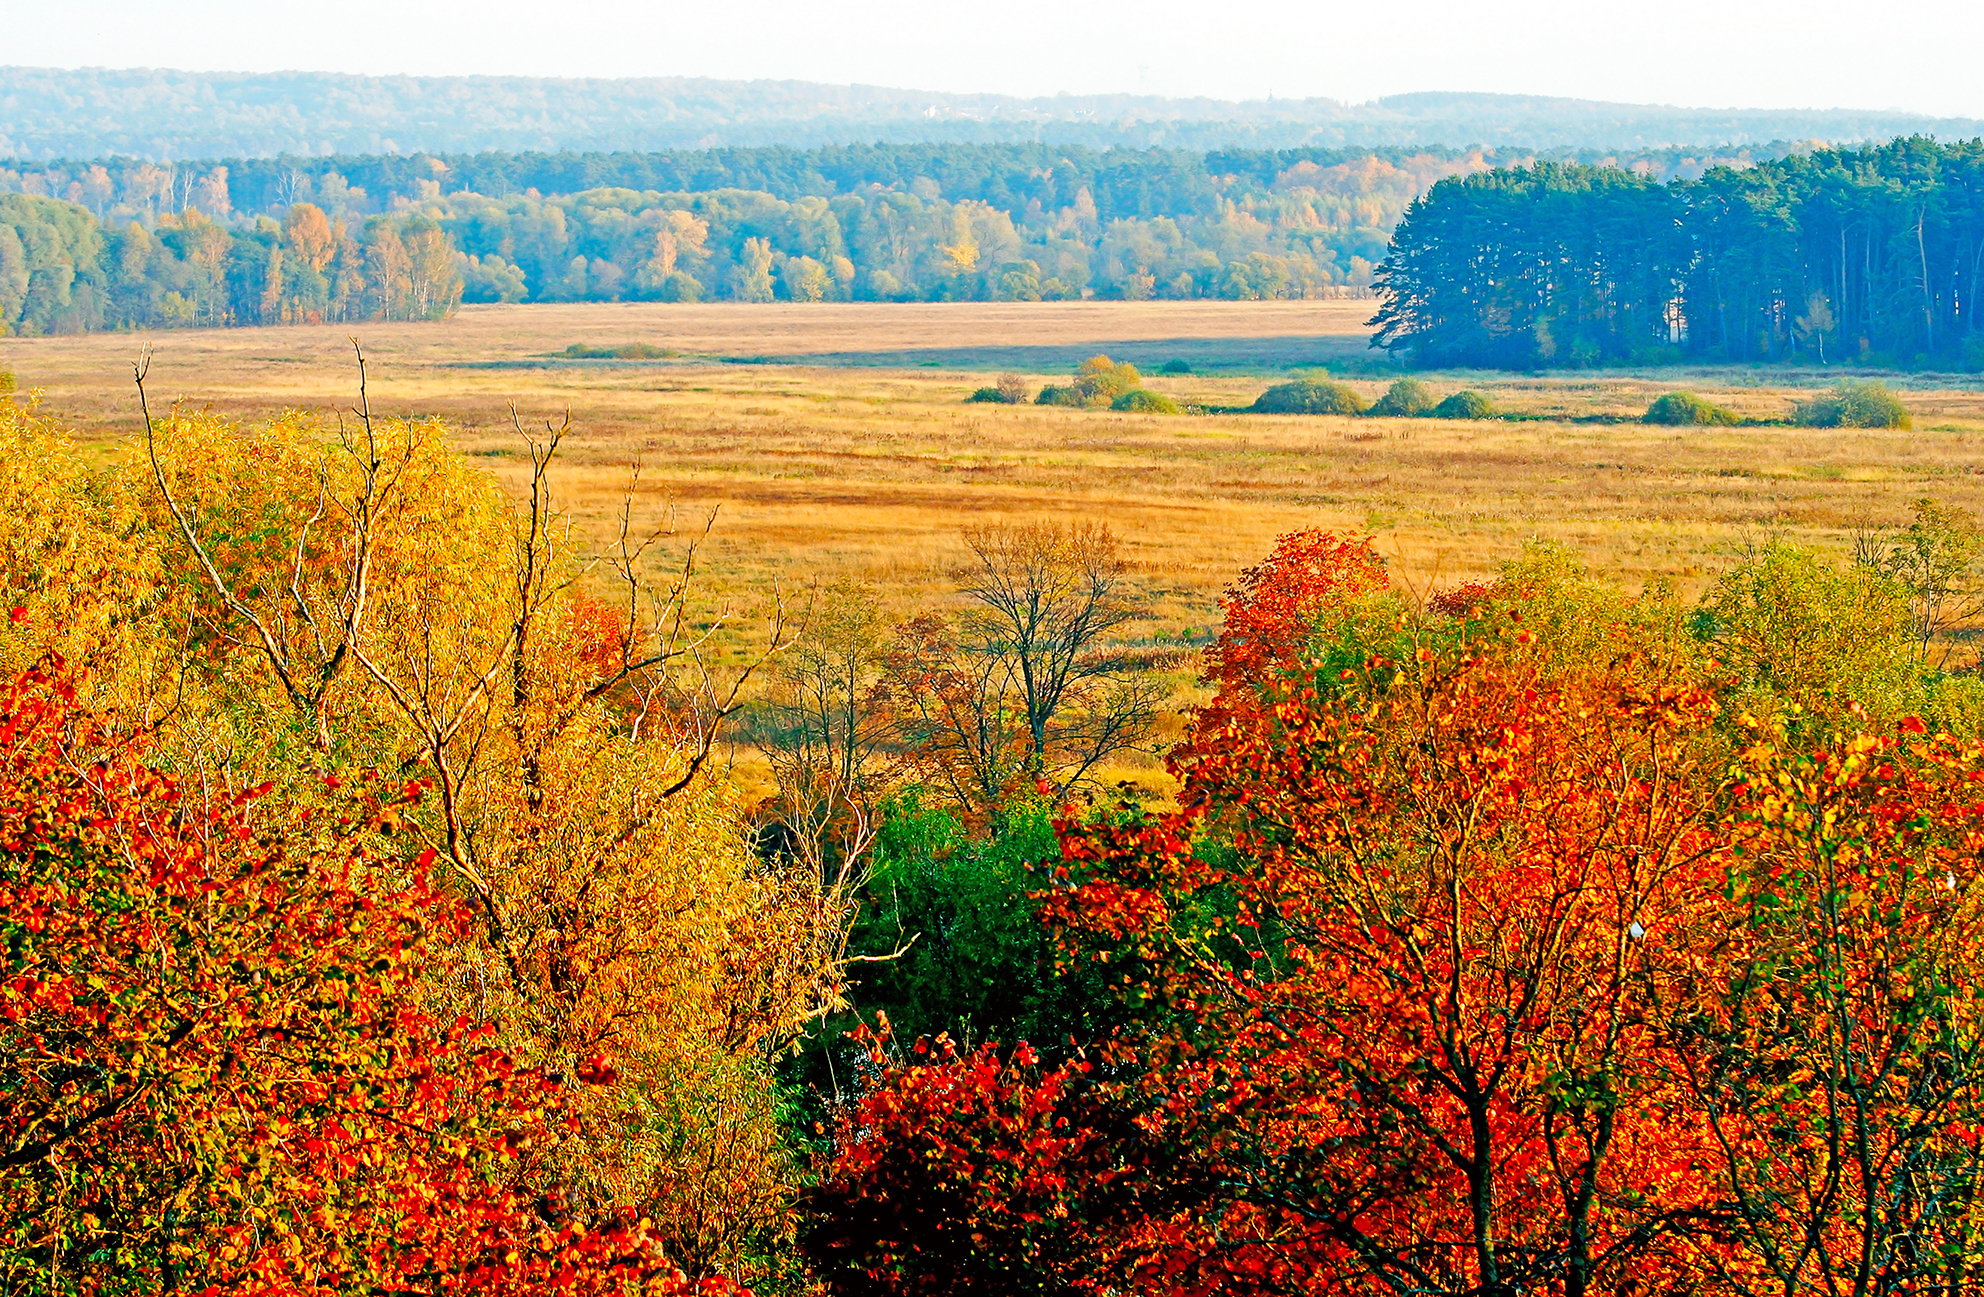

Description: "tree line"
1373 136 1984 369
0 142 1787 334
1 192 460 332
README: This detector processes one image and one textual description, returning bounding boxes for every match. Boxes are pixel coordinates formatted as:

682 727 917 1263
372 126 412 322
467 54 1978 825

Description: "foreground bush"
0 663 727 1295
1431 388 1495 418
801 1032 1136 1295
1248 378 1369 415
1794 379 1912 428
1 389 841 1288
1367 376 1436 416
1644 390 1740 425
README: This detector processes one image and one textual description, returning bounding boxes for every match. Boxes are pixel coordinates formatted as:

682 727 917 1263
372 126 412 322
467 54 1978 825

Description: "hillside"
5 67 1983 160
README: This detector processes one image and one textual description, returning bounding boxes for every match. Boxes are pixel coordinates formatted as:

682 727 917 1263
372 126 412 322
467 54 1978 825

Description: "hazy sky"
14 0 1984 118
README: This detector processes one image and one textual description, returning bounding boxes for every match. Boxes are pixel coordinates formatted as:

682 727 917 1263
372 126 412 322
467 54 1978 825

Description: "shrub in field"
1644 390 1740 425
1111 388 1181 414
1430 388 1495 418
1793 379 1912 428
1158 358 1192 374
968 373 1029 403
1035 355 1147 407
1036 358 1141 407
1366 376 1436 416
1248 377 1369 415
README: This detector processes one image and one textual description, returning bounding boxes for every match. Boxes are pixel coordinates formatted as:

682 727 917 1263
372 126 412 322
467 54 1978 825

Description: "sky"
11 0 1984 119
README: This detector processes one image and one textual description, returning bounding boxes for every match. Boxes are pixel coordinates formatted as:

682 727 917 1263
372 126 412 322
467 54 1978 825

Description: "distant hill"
4 67 1982 161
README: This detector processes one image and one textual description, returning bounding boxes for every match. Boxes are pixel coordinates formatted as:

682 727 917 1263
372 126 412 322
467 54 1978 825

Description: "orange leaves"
0 663 712 1296
1202 528 1387 698
1047 599 1735 1293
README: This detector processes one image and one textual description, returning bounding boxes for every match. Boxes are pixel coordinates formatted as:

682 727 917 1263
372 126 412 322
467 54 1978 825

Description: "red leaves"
0 662 711 1296
1202 528 1387 695
576 1054 620 1087
802 1025 1136 1297
1048 584 1736 1293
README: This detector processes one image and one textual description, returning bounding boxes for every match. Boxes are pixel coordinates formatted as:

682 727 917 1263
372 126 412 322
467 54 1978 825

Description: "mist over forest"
5 65 1984 159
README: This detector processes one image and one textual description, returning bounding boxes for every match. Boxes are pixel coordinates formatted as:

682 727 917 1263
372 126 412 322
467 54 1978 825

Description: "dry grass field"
11 299 1984 785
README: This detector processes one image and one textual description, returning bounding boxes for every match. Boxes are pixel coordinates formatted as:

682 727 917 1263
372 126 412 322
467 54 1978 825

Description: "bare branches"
138 345 387 751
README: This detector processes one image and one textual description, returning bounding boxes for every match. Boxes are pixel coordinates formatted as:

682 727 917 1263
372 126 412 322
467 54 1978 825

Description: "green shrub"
1367 378 1436 417
966 387 1004 403
1793 380 1912 429
1249 379 1370 416
1431 389 1496 420
1159 359 1193 375
969 375 1030 405
1035 384 1080 407
1111 389 1182 414
1644 391 1740 426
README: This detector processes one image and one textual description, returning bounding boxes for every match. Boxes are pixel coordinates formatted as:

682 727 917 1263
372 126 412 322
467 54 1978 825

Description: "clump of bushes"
1249 379 1370 416
968 373 1030 404
1038 355 1143 408
1431 389 1496 420
1111 389 1182 414
1644 391 1741 426
1159 359 1193 375
561 342 676 359
1793 380 1912 429
1367 378 1436 417
0 370 14 395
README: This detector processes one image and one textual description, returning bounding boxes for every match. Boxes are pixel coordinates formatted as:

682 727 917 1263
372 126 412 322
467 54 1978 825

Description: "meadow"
13 300 1984 624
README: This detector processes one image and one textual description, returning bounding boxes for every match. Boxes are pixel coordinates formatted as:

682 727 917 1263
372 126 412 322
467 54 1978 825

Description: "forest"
0 141 1791 332
10 368 1984 1294
1374 136 1984 369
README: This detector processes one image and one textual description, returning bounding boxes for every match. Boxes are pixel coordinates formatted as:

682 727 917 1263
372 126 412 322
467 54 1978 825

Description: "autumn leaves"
811 532 1984 1296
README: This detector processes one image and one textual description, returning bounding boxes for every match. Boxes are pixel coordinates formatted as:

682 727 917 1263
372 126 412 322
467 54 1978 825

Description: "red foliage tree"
1198 528 1387 718
0 662 737 1296
1048 644 1732 1296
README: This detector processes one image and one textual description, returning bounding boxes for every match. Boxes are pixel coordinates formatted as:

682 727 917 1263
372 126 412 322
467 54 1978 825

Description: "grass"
10 300 1984 790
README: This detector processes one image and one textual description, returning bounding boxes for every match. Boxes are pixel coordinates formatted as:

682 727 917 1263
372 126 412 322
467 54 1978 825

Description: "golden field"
9 298 1984 785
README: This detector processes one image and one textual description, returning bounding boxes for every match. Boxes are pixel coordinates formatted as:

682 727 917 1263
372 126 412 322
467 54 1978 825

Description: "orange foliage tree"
0 660 737 1296
810 529 1984 1297
1048 643 1731 1295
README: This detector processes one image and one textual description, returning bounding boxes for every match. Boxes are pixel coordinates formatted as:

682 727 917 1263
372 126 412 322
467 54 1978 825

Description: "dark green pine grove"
1372 137 1984 369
